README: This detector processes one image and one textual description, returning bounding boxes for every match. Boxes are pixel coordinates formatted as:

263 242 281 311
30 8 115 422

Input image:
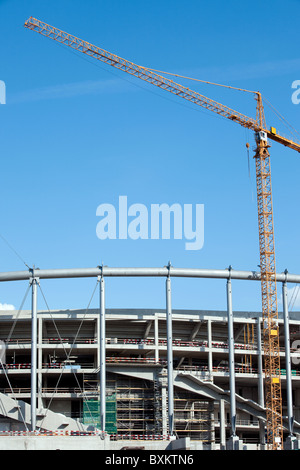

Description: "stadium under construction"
0 265 300 450
3 17 296 453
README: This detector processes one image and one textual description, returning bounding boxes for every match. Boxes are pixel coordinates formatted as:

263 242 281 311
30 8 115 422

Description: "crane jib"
24 17 300 154
24 17 300 153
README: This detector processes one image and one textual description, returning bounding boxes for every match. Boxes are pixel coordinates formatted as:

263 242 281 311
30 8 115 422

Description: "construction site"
0 265 300 451
0 12 300 452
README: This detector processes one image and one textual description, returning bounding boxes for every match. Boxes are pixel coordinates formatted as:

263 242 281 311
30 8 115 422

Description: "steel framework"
0 265 299 448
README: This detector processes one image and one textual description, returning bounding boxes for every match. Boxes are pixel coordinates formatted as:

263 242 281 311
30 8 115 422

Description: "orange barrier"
0 430 170 440
0 430 105 437
109 434 170 441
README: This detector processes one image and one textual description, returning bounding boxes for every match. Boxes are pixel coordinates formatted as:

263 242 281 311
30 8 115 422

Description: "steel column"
30 275 38 431
256 317 265 446
154 315 159 362
282 277 294 437
99 275 106 433
207 319 212 380
219 399 226 450
226 271 236 437
257 318 265 407
166 272 174 436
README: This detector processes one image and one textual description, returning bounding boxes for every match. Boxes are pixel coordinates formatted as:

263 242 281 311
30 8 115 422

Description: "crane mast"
255 95 283 448
24 17 300 450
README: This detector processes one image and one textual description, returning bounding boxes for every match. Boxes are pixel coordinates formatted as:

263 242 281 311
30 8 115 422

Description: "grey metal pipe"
207 319 212 380
31 277 38 431
282 279 294 436
256 317 265 446
227 274 236 437
166 275 174 436
100 276 106 433
1 266 300 283
219 399 226 451
256 318 264 408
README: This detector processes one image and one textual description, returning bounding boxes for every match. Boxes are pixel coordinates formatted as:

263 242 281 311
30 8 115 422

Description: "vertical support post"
166 263 174 436
256 316 265 447
38 316 43 410
154 314 159 363
257 317 264 407
226 267 236 438
207 319 213 380
219 399 226 450
161 384 168 436
30 273 38 432
96 315 100 368
99 273 106 433
282 273 294 439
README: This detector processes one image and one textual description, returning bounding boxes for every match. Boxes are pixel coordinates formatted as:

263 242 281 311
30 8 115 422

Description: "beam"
227 273 237 437
166 274 174 437
30 275 38 431
282 277 294 437
0 266 300 283
99 276 106 433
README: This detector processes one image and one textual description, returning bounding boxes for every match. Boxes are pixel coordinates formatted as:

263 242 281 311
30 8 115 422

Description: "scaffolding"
173 391 214 442
83 395 117 434
83 373 214 438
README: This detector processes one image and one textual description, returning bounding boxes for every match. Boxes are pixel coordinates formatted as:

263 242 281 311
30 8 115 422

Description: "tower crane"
24 17 300 450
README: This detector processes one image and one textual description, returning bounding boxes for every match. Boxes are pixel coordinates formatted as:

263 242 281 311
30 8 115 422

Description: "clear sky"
0 0 300 314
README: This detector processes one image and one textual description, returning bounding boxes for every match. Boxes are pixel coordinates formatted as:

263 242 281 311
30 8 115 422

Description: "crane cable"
144 67 256 94
288 284 300 311
146 66 300 143
262 96 300 142
37 280 100 431
0 284 31 431
0 357 29 431
0 233 30 270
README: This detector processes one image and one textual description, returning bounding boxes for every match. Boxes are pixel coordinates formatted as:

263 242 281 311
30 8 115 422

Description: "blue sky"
0 0 300 314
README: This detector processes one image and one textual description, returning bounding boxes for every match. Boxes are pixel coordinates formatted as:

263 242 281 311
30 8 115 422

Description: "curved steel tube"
0 266 299 283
